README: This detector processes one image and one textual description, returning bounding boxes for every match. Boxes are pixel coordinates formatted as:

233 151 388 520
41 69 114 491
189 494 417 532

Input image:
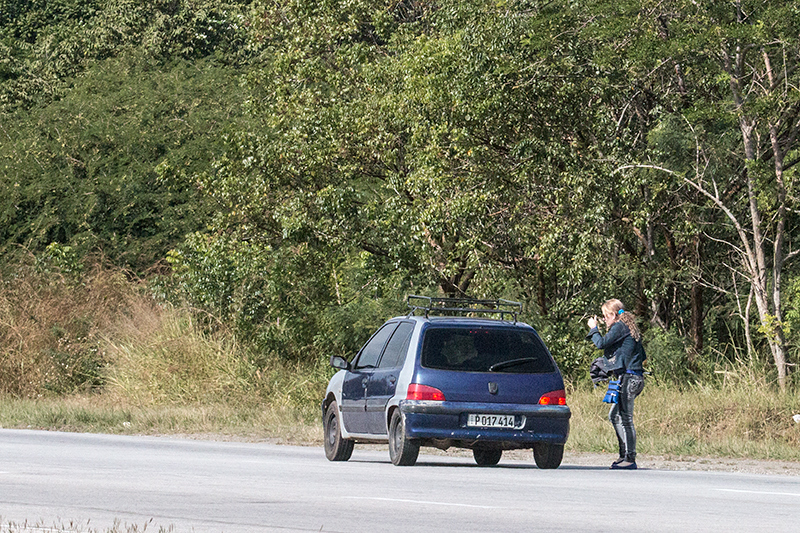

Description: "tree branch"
612 163 757 276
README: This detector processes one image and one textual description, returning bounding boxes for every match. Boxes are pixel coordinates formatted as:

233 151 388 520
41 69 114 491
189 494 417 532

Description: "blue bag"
603 380 620 404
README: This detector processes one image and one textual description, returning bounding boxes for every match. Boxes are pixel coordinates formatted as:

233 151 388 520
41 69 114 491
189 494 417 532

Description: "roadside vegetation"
2 261 800 462
2 1 800 466
0 259 326 443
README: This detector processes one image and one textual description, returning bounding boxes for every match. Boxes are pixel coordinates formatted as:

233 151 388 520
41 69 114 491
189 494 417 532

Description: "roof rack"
406 295 522 323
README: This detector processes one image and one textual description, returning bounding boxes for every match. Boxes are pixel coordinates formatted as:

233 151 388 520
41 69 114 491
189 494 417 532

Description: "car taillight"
538 389 567 405
407 384 446 401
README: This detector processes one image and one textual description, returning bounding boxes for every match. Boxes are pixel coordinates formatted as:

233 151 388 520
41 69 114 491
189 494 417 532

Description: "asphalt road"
1 429 799 532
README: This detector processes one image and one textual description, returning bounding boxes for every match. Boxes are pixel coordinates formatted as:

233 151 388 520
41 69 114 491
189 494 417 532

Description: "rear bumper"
399 400 571 445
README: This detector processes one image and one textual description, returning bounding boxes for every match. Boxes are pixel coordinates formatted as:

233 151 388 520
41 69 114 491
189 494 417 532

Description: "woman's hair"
602 298 641 342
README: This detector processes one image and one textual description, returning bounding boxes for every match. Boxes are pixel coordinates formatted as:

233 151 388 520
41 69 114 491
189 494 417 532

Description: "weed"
0 517 174 532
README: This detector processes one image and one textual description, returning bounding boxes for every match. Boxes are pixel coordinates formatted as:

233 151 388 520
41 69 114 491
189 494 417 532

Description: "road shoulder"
561 451 800 475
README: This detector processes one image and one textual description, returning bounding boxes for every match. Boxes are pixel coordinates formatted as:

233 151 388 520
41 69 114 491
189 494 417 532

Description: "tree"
0 1 254 270
613 0 800 389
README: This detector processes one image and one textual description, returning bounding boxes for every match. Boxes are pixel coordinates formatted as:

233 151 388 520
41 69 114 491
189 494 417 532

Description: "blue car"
322 296 571 467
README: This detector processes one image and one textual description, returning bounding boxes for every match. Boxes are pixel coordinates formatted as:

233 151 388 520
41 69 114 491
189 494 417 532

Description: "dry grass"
102 302 254 405
100 299 331 421
0 395 322 445
0 263 136 397
5 378 799 462
566 380 800 461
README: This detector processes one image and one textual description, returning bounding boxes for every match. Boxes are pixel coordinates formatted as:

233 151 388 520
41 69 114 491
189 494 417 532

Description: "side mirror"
329 355 350 370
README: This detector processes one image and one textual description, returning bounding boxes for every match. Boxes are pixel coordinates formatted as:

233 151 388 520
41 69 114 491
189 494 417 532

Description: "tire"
473 448 502 466
388 410 420 466
323 401 354 461
532 442 564 469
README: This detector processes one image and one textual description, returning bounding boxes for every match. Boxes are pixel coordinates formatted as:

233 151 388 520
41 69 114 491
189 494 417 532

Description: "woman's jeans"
608 373 645 461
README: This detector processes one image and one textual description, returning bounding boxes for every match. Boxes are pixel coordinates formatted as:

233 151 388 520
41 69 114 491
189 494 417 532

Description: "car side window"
353 322 398 370
377 322 415 369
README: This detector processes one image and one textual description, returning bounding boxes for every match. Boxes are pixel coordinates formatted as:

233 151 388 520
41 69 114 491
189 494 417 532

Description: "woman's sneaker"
611 460 637 470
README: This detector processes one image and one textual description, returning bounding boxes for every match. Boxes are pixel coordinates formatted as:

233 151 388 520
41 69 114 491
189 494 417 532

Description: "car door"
366 321 415 435
340 321 399 434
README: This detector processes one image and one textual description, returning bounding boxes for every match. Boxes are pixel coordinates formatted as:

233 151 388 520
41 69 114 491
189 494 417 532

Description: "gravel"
160 434 800 476
562 452 800 476
425 447 800 475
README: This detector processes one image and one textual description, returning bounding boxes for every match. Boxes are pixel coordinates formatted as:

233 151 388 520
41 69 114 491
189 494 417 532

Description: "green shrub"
643 327 702 386
536 319 596 381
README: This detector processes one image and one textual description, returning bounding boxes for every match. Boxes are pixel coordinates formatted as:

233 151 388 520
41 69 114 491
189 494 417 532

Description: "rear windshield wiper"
489 357 537 372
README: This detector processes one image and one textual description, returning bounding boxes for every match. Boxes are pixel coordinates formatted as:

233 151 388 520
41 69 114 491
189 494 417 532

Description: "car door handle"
361 377 368 388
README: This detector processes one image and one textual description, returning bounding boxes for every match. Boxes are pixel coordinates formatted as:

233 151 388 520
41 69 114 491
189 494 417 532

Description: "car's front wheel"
388 410 420 466
473 448 502 466
532 442 564 469
324 401 354 461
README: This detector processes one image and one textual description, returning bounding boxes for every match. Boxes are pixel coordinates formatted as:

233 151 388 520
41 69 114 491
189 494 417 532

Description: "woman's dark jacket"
586 321 646 378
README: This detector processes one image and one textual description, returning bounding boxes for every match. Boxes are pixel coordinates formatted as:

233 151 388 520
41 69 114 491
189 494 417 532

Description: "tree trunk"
742 123 788 390
689 233 704 356
729 37 790 389
768 122 790 389
536 262 547 316
690 281 703 355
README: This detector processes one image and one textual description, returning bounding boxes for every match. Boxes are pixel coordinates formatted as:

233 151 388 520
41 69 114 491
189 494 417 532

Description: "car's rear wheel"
389 410 420 466
532 442 564 469
473 448 502 466
324 401 354 461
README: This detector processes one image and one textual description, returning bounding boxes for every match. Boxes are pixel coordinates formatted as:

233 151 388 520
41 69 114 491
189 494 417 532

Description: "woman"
586 298 646 470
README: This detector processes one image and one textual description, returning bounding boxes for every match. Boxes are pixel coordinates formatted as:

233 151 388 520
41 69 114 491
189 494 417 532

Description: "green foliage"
0 0 252 110
0 1 257 273
39 242 85 283
536 319 596 381
4 0 800 387
643 328 699 386
780 276 800 363
0 51 248 270
153 0 800 382
164 230 415 364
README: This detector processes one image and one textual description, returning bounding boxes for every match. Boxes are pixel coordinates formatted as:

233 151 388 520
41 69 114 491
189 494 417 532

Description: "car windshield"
421 327 556 373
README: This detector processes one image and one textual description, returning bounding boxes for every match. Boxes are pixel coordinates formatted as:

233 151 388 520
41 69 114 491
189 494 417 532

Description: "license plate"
467 414 524 429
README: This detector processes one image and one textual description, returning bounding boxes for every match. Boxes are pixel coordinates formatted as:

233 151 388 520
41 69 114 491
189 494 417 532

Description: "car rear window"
421 327 556 374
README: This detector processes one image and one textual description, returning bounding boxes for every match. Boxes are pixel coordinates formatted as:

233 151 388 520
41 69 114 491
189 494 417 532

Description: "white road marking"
347 496 504 509
716 489 800 498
